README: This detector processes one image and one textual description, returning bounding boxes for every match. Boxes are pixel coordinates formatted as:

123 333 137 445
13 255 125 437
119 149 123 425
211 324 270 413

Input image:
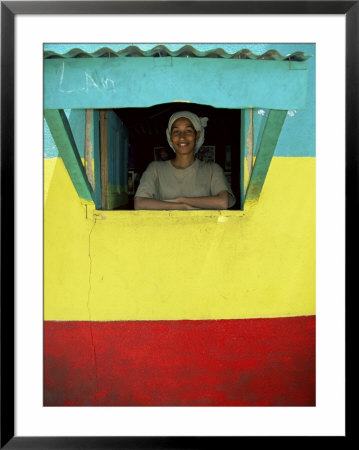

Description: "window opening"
107 103 242 210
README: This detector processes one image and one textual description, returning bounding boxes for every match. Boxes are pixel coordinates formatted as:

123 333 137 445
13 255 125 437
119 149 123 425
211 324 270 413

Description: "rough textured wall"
43 154 315 406
43 42 315 406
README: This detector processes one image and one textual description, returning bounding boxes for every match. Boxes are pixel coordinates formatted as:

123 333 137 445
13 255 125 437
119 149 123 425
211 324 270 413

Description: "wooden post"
84 109 95 190
100 110 108 209
246 108 254 179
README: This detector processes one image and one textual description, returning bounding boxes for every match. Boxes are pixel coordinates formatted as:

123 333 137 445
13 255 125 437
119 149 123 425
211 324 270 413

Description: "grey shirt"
135 159 236 208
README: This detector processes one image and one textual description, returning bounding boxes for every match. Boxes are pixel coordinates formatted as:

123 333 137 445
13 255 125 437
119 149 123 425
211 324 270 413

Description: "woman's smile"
170 117 199 155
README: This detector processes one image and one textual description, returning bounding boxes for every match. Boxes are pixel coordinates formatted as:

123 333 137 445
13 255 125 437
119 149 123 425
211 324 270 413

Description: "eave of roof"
44 44 311 61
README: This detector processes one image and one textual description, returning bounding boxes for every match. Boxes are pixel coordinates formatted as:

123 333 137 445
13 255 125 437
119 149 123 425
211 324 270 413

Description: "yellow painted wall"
44 156 315 321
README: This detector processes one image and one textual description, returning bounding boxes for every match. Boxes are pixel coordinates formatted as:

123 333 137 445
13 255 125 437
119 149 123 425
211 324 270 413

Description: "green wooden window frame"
44 53 306 210
45 106 287 210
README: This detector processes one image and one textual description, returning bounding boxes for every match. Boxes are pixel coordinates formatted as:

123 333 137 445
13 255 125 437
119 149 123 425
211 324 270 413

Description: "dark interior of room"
115 103 242 209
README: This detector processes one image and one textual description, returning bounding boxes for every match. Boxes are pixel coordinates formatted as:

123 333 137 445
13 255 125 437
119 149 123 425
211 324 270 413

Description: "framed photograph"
154 146 173 161
197 145 216 163
1 1 354 447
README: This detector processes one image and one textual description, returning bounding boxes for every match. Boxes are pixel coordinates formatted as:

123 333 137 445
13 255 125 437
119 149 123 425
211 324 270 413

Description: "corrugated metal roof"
44 44 310 61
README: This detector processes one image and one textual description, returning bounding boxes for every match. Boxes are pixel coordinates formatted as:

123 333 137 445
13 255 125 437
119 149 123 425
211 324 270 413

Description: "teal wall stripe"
44 43 315 159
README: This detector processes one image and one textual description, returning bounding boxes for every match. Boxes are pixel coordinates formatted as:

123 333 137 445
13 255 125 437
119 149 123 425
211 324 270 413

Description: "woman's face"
170 117 200 156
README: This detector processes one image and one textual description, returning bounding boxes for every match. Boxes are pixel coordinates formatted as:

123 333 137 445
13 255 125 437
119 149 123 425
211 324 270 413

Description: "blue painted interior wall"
44 43 315 158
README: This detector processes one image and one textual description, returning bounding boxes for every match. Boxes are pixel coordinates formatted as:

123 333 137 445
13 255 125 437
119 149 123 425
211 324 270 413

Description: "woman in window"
134 111 236 210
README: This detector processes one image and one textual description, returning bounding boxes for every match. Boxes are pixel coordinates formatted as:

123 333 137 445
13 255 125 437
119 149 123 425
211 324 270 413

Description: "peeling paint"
85 109 94 189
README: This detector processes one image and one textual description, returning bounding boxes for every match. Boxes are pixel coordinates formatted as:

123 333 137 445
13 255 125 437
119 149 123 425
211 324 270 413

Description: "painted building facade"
44 43 315 406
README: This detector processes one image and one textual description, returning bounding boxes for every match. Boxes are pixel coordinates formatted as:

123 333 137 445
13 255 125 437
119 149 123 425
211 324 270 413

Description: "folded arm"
167 190 229 210
135 191 229 210
134 197 198 210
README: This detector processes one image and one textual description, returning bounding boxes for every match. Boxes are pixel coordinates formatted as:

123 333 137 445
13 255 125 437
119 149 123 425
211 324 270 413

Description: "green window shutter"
99 110 129 210
245 109 287 204
44 109 94 202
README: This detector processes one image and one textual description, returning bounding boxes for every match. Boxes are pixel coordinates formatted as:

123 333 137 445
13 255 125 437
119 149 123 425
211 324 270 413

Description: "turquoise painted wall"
44 43 315 158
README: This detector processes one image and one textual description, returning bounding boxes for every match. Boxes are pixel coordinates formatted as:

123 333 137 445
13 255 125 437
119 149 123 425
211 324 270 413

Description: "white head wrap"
166 111 208 154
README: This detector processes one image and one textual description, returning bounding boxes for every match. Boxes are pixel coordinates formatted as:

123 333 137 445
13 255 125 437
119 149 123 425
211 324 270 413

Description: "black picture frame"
1 1 355 447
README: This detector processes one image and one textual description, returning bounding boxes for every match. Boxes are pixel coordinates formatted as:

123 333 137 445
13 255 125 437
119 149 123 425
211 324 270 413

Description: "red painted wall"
44 316 315 406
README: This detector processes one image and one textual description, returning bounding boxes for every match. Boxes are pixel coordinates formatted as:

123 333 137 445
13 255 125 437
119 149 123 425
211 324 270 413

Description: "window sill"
91 207 248 224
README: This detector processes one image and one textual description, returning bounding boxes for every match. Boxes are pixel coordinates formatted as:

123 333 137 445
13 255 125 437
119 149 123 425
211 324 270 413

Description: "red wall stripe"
44 316 315 406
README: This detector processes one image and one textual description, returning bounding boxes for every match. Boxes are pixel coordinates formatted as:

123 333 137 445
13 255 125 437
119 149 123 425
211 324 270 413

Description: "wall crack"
87 218 99 398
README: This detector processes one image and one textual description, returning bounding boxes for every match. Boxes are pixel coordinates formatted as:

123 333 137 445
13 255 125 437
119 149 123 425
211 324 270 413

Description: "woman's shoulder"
147 160 171 170
196 159 223 171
